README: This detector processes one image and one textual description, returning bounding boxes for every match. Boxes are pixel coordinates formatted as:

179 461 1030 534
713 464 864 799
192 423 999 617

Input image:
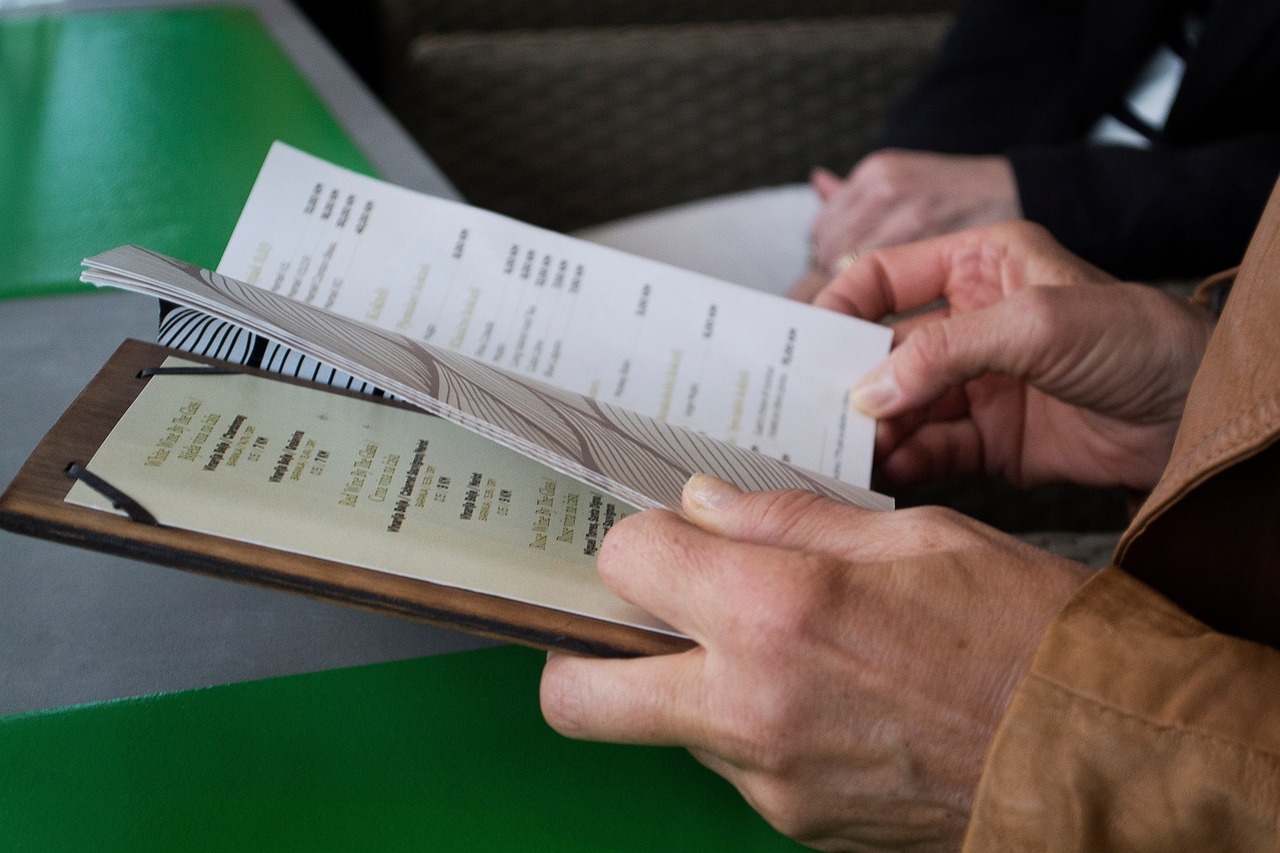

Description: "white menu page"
219 144 891 486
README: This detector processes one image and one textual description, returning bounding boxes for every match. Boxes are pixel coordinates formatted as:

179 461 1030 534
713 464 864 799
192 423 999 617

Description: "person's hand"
541 475 1090 852
788 265 832 303
814 222 1216 491
802 150 1021 290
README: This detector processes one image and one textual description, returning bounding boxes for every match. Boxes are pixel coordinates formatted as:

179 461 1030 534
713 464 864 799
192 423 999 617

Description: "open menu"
0 341 682 655
213 143 891 487
81 144 895 516
2 144 903 651
64 354 670 637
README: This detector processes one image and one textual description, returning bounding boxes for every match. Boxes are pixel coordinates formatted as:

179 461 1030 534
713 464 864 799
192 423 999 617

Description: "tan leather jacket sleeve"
965 568 1280 850
965 179 1280 850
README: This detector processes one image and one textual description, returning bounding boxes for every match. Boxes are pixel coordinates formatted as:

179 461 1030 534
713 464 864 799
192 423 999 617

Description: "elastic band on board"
65 463 159 526
137 366 240 378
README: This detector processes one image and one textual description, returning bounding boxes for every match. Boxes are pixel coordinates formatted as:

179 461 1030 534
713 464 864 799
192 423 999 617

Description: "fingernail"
684 473 743 512
851 362 900 416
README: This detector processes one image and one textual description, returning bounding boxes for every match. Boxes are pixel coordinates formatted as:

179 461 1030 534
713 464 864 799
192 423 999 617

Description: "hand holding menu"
7 143 900 652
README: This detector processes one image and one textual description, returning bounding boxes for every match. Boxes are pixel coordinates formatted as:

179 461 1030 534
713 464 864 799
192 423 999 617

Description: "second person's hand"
815 223 1216 491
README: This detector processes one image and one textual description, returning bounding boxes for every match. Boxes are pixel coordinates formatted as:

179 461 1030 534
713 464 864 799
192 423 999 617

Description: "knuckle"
891 505 983 550
706 594 841 747
899 503 962 530
597 510 644 556
989 219 1051 245
719 586 796 651
1019 220 1056 244
902 319 955 370
596 510 681 583
854 152 901 189
736 488 833 539
1007 286 1061 349
713 691 804 775
746 779 823 840
853 150 886 177
721 552 839 646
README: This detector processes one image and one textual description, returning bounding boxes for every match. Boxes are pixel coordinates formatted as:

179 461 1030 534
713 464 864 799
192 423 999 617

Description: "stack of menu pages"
12 143 895 654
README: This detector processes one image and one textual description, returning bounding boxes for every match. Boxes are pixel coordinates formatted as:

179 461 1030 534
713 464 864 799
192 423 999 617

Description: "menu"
65 357 670 633
217 144 892 485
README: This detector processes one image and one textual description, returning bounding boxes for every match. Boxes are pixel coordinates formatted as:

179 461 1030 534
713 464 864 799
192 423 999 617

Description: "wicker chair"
373 0 1131 555
378 0 957 232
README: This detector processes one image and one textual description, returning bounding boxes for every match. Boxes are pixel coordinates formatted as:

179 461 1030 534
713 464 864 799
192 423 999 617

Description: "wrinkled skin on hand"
816 223 1215 491
541 476 1090 852
792 150 1021 301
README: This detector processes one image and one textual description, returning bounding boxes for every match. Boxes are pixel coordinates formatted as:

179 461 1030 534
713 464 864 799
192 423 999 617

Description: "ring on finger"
832 250 860 274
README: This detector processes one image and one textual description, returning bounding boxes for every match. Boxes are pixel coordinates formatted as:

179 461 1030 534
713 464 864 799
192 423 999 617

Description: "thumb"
851 294 1055 419
680 474 881 556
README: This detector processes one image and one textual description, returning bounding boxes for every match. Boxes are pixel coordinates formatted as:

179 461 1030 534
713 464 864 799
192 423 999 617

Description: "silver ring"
833 250 859 274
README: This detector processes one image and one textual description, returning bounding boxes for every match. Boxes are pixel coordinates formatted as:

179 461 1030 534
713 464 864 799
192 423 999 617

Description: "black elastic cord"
138 366 239 378
65 463 159 526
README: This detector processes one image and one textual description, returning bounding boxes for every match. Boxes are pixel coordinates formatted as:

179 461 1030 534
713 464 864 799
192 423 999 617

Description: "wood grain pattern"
0 340 693 657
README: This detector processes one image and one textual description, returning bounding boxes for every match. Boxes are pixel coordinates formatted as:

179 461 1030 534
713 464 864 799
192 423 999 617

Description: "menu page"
65 358 669 634
219 144 891 486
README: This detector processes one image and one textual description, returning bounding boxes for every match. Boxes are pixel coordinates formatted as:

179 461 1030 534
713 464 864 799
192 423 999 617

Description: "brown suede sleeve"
1118 180 1280 646
965 568 1280 851
966 178 1280 849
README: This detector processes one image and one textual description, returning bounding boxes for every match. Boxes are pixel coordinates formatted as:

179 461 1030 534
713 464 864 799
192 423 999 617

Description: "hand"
788 266 831 303
806 150 1021 283
541 475 1090 852
815 223 1215 491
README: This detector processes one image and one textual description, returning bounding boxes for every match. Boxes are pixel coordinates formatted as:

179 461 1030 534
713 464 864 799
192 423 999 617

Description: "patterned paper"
83 247 892 514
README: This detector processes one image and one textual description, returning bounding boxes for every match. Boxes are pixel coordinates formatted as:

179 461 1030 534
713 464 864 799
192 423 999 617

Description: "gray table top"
0 0 491 717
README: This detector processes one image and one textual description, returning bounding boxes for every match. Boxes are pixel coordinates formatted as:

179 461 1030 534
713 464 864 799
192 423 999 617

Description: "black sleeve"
1009 133 1280 279
878 0 1280 278
878 0 1090 153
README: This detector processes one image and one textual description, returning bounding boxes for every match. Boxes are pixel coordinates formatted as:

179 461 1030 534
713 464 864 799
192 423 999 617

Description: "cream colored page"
219 143 891 486
65 358 669 634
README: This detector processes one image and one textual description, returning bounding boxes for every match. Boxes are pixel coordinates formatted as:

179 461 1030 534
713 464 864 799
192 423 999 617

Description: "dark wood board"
0 339 693 658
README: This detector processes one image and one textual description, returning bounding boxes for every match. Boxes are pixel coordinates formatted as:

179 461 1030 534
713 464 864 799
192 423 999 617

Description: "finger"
809 166 843 201
810 218 873 277
877 418 987 487
850 293 1051 419
814 224 1068 322
872 385 973 476
786 267 830 303
596 509 798 643
540 648 712 747
886 304 948 342
812 238 954 321
875 384 972 447
681 474 890 560
838 201 941 255
809 184 878 271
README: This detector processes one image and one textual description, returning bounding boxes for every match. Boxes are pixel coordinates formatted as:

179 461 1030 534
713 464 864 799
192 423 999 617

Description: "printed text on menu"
218 144 891 485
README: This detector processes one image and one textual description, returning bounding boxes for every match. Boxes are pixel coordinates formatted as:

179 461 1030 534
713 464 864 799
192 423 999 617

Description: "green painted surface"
0 645 802 851
0 7 374 300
